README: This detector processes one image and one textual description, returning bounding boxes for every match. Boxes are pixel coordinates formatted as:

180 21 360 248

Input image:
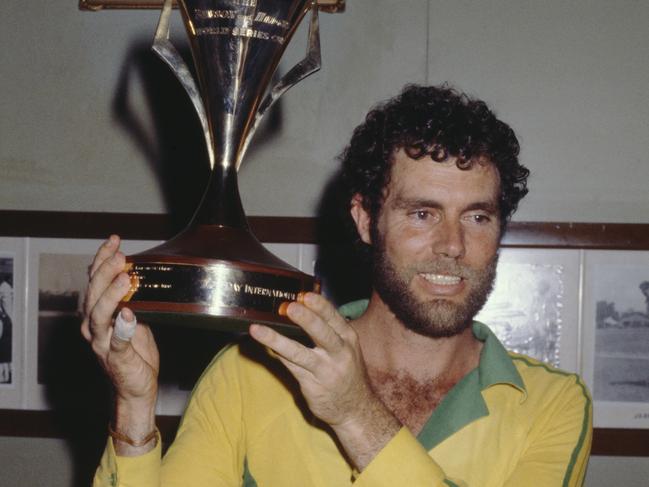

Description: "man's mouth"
419 273 462 285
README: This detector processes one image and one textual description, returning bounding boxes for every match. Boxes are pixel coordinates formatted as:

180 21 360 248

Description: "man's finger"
249 324 318 372
113 308 137 341
301 292 352 338
286 301 344 352
85 251 127 316
88 235 120 279
89 273 131 343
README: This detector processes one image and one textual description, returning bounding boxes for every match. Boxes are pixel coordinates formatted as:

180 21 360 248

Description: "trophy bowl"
117 0 323 333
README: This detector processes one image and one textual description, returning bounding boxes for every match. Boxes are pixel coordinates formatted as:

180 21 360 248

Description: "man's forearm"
112 397 158 457
331 397 401 471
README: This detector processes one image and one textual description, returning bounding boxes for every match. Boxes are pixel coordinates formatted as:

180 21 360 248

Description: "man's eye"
413 210 430 220
470 214 491 224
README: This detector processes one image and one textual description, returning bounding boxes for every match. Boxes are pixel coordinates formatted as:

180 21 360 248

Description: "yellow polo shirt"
95 301 592 487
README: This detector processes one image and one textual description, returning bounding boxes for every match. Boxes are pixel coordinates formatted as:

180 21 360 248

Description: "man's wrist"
112 396 158 456
331 399 401 471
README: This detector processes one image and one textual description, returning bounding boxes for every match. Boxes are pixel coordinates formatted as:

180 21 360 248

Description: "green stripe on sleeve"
511 356 592 487
562 376 592 487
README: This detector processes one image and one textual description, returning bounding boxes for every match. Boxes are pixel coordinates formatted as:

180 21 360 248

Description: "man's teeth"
420 273 461 285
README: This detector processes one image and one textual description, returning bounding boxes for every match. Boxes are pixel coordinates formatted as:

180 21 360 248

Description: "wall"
3 1 648 222
1 1 648 486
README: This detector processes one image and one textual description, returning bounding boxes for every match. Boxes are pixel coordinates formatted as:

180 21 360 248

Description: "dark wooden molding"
0 210 317 243
591 428 649 457
501 222 649 250
1 210 649 249
0 410 644 456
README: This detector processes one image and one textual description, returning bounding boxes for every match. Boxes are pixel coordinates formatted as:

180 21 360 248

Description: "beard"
371 234 498 339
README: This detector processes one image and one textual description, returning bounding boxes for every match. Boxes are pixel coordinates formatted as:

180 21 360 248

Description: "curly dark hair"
340 84 529 235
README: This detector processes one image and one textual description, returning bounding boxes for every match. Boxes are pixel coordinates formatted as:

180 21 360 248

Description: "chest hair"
368 369 457 435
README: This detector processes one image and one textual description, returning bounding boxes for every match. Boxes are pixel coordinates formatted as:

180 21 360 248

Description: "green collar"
339 299 526 449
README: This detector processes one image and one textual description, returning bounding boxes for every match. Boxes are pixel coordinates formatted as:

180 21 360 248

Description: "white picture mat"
582 250 649 428
24 237 160 410
476 248 582 373
0 238 26 409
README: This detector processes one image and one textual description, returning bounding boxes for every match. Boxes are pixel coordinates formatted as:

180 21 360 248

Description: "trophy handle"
151 0 215 169
237 2 322 170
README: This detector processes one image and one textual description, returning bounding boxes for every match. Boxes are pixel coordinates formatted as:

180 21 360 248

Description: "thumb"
110 308 137 353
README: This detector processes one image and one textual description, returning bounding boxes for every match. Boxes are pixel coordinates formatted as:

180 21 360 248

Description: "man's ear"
350 194 372 245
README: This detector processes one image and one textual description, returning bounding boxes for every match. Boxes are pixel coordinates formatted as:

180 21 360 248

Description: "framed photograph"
0 238 26 409
476 248 582 373
582 250 649 428
24 238 160 410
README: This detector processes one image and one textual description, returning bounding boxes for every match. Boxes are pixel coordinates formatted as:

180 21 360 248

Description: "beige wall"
1 1 648 486
2 1 648 222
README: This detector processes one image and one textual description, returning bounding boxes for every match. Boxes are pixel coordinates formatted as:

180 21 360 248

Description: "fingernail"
296 292 306 304
114 310 137 341
278 302 290 316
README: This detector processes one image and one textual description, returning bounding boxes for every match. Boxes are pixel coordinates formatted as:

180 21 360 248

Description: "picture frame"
0 238 26 409
476 248 582 373
582 250 649 429
24 237 161 410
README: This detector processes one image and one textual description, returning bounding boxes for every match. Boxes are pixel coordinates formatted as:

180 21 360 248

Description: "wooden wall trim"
1 210 649 249
0 410 644 457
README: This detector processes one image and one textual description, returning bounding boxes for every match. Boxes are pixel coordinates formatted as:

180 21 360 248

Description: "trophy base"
118 225 319 334
115 309 307 337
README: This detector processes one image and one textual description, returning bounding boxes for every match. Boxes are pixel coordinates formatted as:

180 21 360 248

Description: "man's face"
358 150 502 338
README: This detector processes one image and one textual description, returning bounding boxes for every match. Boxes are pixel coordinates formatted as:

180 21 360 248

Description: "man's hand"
249 292 400 470
81 235 160 455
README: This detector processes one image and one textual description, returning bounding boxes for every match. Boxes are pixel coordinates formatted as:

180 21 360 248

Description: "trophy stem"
190 164 249 231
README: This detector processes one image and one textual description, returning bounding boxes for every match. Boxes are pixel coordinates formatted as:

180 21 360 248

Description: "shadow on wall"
39 299 237 486
110 39 285 230
314 168 372 307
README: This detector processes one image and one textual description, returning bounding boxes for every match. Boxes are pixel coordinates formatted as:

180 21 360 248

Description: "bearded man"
86 84 592 487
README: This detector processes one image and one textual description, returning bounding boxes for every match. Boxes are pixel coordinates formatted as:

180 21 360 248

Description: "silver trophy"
115 0 327 333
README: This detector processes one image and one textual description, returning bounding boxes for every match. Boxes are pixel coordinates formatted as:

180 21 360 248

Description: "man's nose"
432 219 465 259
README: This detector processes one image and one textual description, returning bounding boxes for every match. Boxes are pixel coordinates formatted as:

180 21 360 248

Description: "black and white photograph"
0 256 14 385
583 250 649 428
37 252 94 386
0 237 26 409
25 238 157 409
476 248 581 372
593 265 649 403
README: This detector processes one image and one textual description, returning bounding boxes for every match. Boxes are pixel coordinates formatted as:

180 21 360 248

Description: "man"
84 84 592 486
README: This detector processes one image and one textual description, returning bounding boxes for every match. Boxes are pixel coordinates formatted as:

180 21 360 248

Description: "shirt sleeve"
503 375 592 487
353 428 464 487
93 434 162 487
92 345 246 487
